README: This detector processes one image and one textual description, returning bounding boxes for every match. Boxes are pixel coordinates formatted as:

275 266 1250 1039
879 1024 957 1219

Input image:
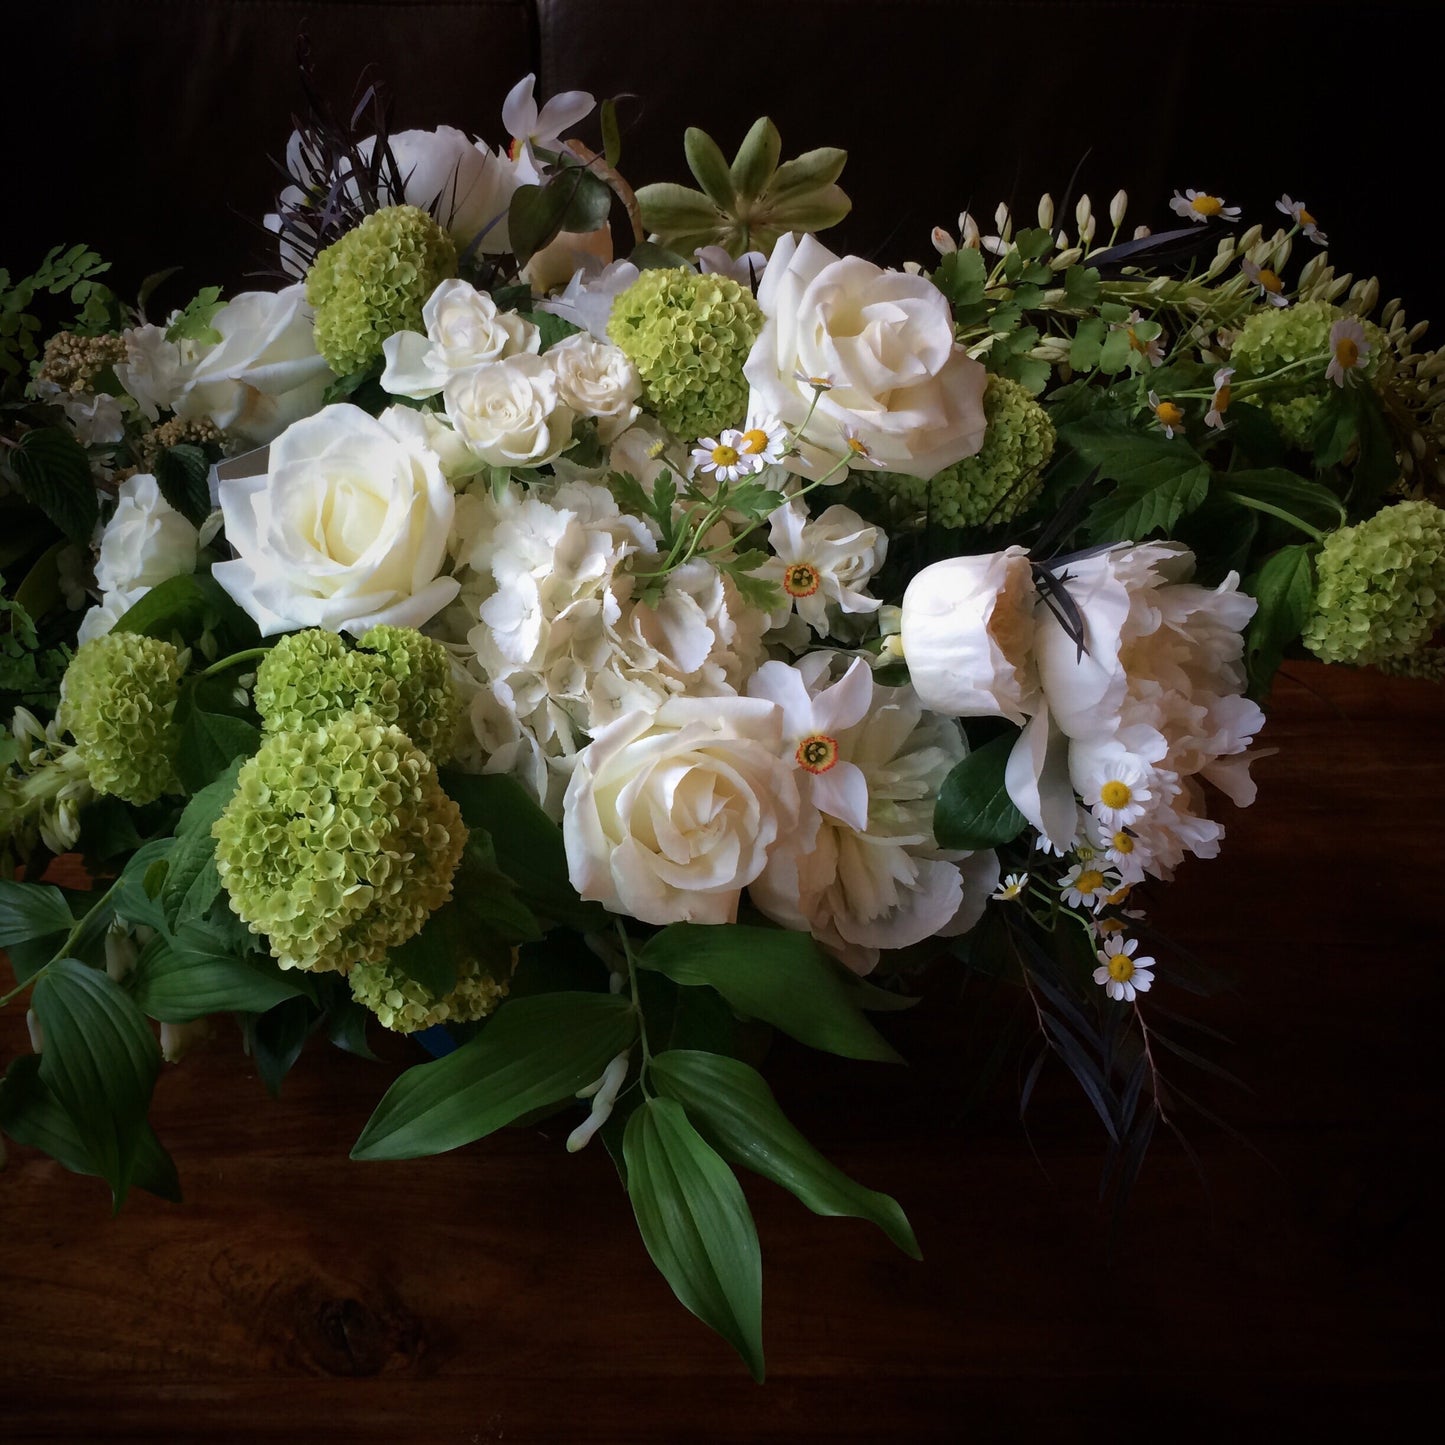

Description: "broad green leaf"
684 127 736 210
1218 468 1345 532
637 924 900 1063
600 97 622 170
159 758 243 923
352 991 637 1161
623 1096 764 1381
113 571 258 651
30 957 161 1206
110 838 175 933
931 248 986 311
1086 461 1210 542
0 879 74 980
651 1049 920 1259
248 994 318 1097
729 117 780 200
1244 544 1317 696
508 169 612 266
153 444 212 526
129 929 304 1022
172 675 261 792
934 732 1027 850
6 426 97 544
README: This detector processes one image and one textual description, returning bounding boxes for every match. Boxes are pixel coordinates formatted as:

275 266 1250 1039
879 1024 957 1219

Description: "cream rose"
743 232 988 479
173 285 332 445
546 332 641 442
212 403 459 636
381 280 541 400
93 473 200 595
562 696 800 926
445 353 575 466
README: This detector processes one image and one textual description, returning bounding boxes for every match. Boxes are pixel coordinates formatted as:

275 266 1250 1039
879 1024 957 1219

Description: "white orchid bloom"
502 73 596 176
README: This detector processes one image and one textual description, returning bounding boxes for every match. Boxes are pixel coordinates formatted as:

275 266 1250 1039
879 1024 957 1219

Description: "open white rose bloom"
9 77 1435 1381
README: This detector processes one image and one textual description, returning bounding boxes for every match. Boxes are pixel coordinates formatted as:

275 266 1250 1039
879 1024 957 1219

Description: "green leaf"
165 286 224 345
600 98 623 170
0 880 75 980
113 571 259 651
1063 265 1102 307
934 732 1028 851
6 426 97 545
1217 468 1345 532
351 991 637 1161
729 117 780 201
172 675 261 792
651 1049 920 1259
325 991 379 1060
1078 430 1211 542
637 924 900 1063
1067 316 1106 371
521 309 582 352
159 756 243 921
128 929 304 1022
623 1096 764 1381
110 838 176 933
1243 544 1317 695
931 248 986 311
153 444 213 527
684 127 737 210
30 957 161 1207
247 994 317 1097
508 169 613 266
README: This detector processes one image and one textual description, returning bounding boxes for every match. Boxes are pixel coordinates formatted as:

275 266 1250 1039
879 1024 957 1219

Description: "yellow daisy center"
1095 917 1126 936
1190 194 1224 217
1299 206 1316 226
847 436 870 457
1106 884 1133 905
1111 831 1135 854
711 443 740 467
784 562 822 598
1213 381 1232 411
1127 327 1151 354
1256 267 1283 294
1074 869 1106 895
740 428 771 454
795 734 840 774
1100 779 1133 809
1154 401 1185 429
1335 337 1360 370
1107 953 1136 982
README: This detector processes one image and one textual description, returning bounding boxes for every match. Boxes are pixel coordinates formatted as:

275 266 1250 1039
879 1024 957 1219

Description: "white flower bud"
104 923 139 983
1037 194 1055 230
994 202 1012 234
1075 195 1093 233
566 1049 632 1153
960 212 981 248
1110 190 1128 228
26 1009 44 1054
931 225 957 256
1133 225 1152 240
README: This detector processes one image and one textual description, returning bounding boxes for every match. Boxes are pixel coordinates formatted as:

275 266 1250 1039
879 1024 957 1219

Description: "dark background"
4 3 1444 1439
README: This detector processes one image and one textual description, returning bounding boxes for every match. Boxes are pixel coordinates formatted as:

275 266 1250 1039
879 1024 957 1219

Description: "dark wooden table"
2 662 1441 1441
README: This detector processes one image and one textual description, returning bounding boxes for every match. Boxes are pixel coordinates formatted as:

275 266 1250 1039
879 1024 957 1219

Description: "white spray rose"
901 546 1040 724
563 696 800 926
212 403 459 636
445 353 575 466
93 473 200 595
381 280 541 399
743 232 988 479
546 332 641 442
174 285 332 445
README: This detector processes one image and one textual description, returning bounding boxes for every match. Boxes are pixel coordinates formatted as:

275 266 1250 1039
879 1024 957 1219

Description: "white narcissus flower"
381 280 541 399
212 402 459 636
502 73 596 178
444 353 576 467
546 331 642 442
115 323 189 420
757 502 886 636
173 285 332 446
537 260 640 341
93 473 200 595
562 696 800 926
743 232 988 480
900 546 1039 724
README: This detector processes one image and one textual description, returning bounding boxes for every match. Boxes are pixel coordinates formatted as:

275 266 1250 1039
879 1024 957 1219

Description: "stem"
1134 1003 1171 1127
196 647 269 681
1218 491 1327 542
615 921 654 1091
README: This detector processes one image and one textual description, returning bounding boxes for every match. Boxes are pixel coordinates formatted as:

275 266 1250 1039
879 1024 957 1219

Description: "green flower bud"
212 714 466 974
57 632 184 805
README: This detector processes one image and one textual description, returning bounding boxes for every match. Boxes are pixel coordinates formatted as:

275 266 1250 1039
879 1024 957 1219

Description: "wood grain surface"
2 661 1441 1442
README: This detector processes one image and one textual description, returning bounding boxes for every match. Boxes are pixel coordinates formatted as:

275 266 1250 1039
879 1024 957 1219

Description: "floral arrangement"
2 70 1443 1378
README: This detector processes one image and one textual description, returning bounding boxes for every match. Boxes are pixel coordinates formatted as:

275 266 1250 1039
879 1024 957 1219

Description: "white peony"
445 353 576 467
93 473 200 595
370 127 521 253
173 285 332 446
381 279 540 400
901 546 1039 724
546 331 641 443
743 232 988 480
562 696 800 926
212 403 459 636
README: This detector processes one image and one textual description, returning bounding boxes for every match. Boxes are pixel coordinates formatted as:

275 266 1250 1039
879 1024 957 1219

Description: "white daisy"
736 416 788 468
1081 755 1156 828
1276 195 1327 245
792 368 834 391
1326 316 1371 387
1148 390 1186 439
1092 936 1156 1002
992 872 1029 902
690 429 753 483
1169 189 1241 225
1242 257 1290 307
1113 309 1165 367
1059 861 1120 913
1205 367 1234 430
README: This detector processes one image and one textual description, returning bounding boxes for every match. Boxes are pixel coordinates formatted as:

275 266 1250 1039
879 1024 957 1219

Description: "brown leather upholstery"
8 1 1441 321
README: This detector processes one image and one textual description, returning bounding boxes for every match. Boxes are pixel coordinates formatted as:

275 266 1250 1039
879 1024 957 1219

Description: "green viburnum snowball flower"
1302 500 1445 665
1231 300 1387 381
253 626 461 761
606 266 762 440
57 633 184 805
1266 394 1326 451
306 205 457 375
875 374 1055 529
212 714 466 974
349 952 512 1033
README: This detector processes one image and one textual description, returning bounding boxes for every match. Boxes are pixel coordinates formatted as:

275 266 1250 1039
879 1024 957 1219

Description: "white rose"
546 332 641 442
743 232 988 479
901 546 1040 724
76 588 147 646
381 280 540 400
94 473 200 594
445 353 575 466
563 696 800 926
174 285 332 446
115 324 188 420
212 403 460 636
